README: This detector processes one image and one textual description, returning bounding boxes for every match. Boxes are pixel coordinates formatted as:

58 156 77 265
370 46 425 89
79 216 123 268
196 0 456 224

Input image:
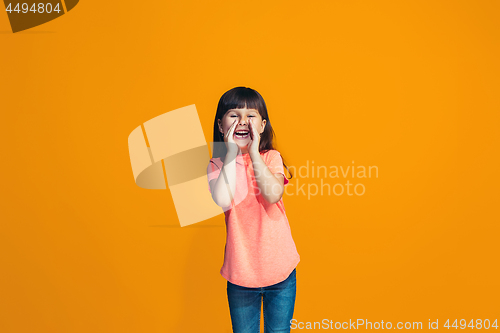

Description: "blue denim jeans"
227 268 296 333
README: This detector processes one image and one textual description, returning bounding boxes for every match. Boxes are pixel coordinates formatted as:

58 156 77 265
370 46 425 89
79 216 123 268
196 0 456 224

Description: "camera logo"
3 0 78 33
128 105 247 227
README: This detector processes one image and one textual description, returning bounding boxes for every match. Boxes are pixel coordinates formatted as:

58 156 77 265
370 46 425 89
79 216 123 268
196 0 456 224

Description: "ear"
218 119 223 133
260 119 267 133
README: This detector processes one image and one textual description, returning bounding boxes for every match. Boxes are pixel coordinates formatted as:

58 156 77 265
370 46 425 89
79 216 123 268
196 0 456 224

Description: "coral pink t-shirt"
207 149 300 288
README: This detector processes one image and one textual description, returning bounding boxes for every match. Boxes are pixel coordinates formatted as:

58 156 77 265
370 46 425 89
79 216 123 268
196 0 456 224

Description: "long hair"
212 86 293 181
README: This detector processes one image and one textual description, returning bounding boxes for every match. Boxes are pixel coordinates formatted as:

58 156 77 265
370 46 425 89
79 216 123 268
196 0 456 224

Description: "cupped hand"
248 118 261 155
224 119 240 154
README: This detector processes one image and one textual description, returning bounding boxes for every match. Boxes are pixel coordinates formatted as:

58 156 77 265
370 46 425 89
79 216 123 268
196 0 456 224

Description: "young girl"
207 87 300 333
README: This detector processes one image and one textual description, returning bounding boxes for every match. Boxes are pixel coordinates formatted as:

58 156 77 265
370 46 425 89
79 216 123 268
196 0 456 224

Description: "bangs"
222 87 263 114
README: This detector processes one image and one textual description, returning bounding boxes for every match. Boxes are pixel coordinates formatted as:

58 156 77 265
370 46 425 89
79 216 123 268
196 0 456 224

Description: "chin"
236 142 249 149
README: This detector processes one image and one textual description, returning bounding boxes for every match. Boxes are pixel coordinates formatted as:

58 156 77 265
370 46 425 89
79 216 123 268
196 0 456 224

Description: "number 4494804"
444 319 498 329
6 3 61 14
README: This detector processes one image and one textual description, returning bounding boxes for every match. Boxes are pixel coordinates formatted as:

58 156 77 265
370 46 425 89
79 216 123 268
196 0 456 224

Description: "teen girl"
207 87 300 333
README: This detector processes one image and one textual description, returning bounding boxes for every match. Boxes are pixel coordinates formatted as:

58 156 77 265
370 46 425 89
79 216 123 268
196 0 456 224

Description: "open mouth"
234 131 250 139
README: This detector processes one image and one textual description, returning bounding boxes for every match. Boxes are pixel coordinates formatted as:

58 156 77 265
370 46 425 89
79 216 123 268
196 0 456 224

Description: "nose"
239 117 248 126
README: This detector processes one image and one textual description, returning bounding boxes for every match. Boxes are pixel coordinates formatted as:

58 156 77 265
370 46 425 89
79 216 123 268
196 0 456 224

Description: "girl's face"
218 108 267 149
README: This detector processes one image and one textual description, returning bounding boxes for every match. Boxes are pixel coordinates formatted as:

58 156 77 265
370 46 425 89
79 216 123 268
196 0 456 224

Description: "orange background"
1 1 499 332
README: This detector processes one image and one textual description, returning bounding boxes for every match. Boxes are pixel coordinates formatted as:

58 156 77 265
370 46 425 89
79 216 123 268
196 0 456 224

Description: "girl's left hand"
248 118 261 155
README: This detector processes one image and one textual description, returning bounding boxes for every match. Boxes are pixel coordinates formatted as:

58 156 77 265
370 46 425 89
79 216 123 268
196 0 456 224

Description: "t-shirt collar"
236 153 251 165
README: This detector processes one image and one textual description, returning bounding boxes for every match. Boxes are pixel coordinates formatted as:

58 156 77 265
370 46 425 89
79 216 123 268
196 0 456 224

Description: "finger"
227 119 238 141
249 119 254 137
248 119 253 139
249 119 258 139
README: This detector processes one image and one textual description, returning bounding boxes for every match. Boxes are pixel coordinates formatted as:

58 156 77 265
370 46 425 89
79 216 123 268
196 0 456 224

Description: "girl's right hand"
224 119 239 155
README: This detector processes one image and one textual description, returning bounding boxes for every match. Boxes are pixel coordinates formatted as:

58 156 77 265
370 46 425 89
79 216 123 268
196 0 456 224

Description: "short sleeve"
207 160 221 193
266 150 289 186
